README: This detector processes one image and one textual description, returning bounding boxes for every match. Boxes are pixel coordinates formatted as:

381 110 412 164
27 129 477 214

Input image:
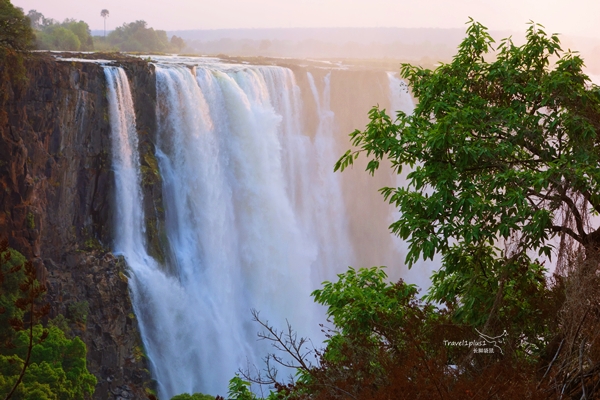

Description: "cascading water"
306 71 355 281
105 59 419 398
104 66 145 255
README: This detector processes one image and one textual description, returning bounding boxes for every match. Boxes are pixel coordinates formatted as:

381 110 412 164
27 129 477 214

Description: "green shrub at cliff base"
172 376 286 400
335 20 600 339
0 246 96 399
0 247 27 348
0 325 97 400
170 392 216 400
311 266 437 364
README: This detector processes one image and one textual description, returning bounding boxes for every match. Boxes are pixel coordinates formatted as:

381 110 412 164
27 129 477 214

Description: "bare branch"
551 225 583 243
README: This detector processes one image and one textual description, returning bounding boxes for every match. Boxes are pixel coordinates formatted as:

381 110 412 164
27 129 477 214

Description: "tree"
0 0 34 52
29 12 94 51
25 9 42 29
107 20 170 53
335 20 600 334
243 267 545 399
170 393 216 400
0 241 50 400
62 19 93 50
170 35 185 53
0 0 34 87
0 326 97 399
234 21 598 399
0 242 96 399
100 9 108 38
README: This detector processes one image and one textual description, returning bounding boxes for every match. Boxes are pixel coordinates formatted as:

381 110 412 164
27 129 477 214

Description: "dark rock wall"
0 54 154 399
0 54 113 260
45 251 152 399
122 61 167 264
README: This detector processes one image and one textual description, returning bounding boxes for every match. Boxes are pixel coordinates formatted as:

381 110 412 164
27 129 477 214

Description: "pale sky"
11 0 600 39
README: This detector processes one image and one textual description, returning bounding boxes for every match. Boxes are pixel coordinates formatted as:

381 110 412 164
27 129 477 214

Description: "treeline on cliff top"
2 0 186 54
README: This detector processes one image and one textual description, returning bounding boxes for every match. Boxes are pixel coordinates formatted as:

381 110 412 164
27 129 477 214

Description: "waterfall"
104 66 145 255
306 71 355 281
105 60 419 398
105 65 182 396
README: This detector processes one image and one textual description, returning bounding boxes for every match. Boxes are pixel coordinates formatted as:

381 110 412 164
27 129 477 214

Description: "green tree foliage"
246 267 545 399
0 326 97 399
170 393 216 400
107 20 172 53
0 243 96 399
37 26 80 50
335 20 600 333
0 0 34 52
311 268 436 360
227 376 255 400
170 35 185 53
63 19 94 50
168 376 281 400
0 247 28 348
32 16 94 51
0 0 34 92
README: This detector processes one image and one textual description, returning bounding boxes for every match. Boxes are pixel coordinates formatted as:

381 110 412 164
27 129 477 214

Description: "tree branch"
551 225 582 243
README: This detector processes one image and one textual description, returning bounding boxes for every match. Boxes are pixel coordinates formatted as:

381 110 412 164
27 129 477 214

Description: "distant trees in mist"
102 20 186 53
24 7 186 54
27 9 93 51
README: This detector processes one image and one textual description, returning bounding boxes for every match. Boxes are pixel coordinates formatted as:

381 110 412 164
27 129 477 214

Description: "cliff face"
0 54 113 260
0 54 153 399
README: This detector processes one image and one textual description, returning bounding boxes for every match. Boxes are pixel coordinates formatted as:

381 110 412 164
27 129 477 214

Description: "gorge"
0 53 429 398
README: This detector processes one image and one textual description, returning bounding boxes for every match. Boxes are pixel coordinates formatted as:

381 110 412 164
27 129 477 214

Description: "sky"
10 0 600 39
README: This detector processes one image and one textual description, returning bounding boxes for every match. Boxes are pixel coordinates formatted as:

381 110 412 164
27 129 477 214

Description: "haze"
10 0 600 39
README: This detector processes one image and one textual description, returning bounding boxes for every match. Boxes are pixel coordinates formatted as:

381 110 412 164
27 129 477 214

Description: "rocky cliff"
0 53 154 399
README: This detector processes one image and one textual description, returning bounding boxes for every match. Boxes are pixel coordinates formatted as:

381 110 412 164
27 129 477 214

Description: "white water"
105 61 418 398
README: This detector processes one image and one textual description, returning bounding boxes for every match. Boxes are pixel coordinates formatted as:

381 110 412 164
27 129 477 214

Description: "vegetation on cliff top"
0 0 34 93
100 20 185 53
23 6 186 54
0 0 34 53
27 9 94 52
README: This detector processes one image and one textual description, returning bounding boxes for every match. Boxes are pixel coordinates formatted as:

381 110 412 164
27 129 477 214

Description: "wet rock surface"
45 251 153 399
